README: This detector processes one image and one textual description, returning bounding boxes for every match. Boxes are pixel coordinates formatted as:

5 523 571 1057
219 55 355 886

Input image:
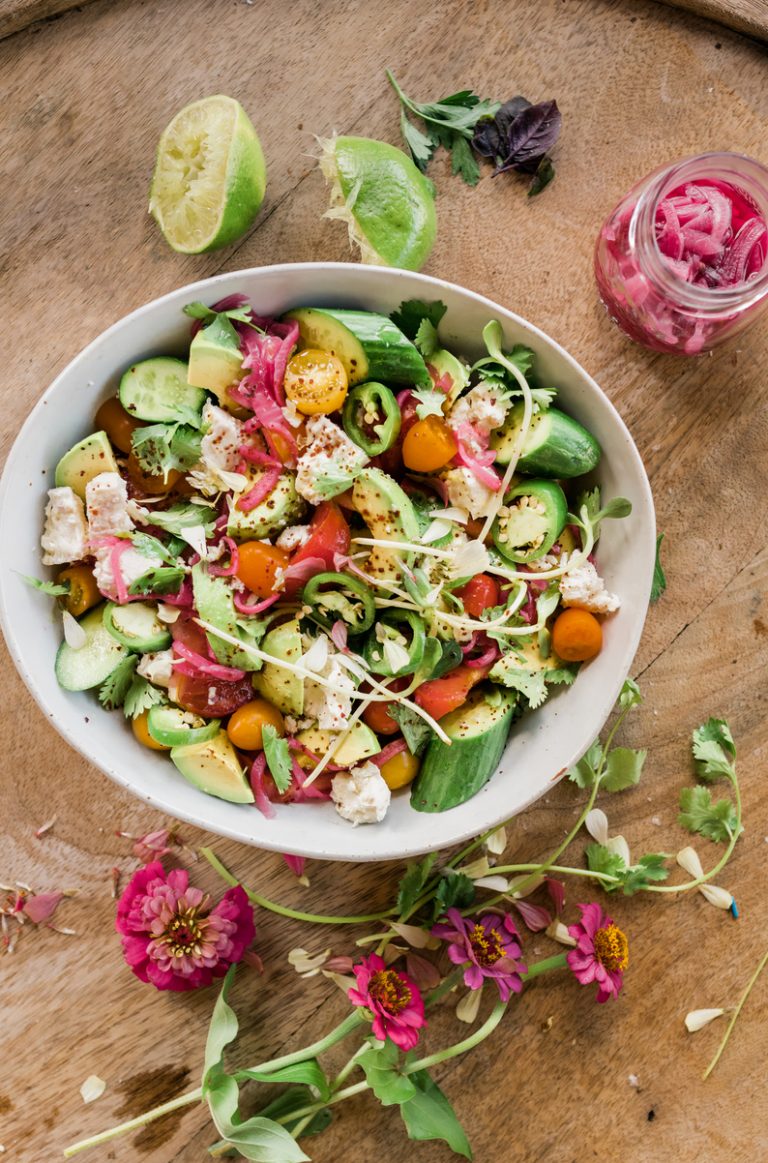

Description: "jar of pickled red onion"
594 152 768 354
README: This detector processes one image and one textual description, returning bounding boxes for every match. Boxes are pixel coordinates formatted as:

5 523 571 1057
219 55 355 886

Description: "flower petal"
606 834 631 865
676 846 704 878
699 884 734 910
80 1076 106 1104
456 987 483 1024
585 809 610 846
685 1008 726 1032
485 826 507 856
546 919 577 947
390 922 439 949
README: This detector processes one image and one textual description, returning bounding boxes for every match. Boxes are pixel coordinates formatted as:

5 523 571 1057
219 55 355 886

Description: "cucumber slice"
54 431 119 499
284 308 430 387
170 731 254 803
490 403 601 478
410 688 519 813
147 705 220 747
119 357 208 425
55 604 129 691
103 602 172 652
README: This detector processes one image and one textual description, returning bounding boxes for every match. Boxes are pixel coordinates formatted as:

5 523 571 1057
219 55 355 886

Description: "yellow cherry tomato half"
235 541 289 598
94 396 145 454
132 710 171 750
551 608 603 662
284 349 348 415
227 698 286 751
379 748 420 790
57 564 101 618
402 415 457 473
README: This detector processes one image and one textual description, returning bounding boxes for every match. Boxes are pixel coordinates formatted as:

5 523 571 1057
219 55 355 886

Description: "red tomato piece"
413 664 491 721
454 574 500 618
284 501 351 595
169 672 256 719
362 677 410 736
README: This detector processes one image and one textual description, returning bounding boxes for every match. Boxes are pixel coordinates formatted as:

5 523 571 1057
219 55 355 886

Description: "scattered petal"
456 986 483 1024
546 919 577 946
700 884 734 910
389 922 440 950
62 610 87 650
677 846 704 878
606 834 631 865
485 825 507 856
585 809 610 846
406 952 442 992
80 1076 106 1104
685 1008 725 1033
281 853 308 882
23 892 64 925
511 898 552 932
473 875 510 892
288 947 330 977
321 970 357 993
545 877 566 916
324 955 355 974
458 855 492 880
34 816 57 839
242 949 264 973
507 873 545 897
628 1074 640 1088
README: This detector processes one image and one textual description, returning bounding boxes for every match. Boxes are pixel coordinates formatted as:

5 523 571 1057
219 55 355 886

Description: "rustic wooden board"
1 1 768 1161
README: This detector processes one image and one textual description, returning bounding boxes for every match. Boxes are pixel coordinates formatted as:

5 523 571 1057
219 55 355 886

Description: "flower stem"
522 952 568 980
645 772 743 894
200 847 396 924
233 1010 366 1082
487 862 621 884
404 999 507 1073
702 945 768 1080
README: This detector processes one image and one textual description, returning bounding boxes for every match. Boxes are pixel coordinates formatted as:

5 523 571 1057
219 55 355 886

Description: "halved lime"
149 95 267 254
319 135 437 270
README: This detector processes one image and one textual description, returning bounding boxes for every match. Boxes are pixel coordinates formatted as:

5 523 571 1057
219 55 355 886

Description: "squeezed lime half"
149 95 267 254
319 134 437 270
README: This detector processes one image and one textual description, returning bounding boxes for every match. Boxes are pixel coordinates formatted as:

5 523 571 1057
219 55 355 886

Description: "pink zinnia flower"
115 861 255 991
566 902 629 1004
432 908 526 1000
348 953 426 1051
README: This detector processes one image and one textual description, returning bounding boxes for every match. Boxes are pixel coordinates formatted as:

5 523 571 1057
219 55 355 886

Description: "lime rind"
319 134 381 265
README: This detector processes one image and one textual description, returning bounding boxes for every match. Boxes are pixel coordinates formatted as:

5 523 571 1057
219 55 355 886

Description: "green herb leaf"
414 318 439 360
389 704 435 757
601 747 647 792
544 664 579 686
128 567 186 596
567 740 602 788
311 463 366 500
399 1067 472 1158
396 852 439 915
130 531 180 564
692 718 736 782
619 677 643 709
123 676 167 720
488 661 548 709
262 724 293 794
256 1088 332 1138
585 841 626 887
20 573 70 596
131 423 203 477
412 387 445 420
428 640 464 680
678 785 740 843
359 1040 417 1106
433 870 475 920
149 502 217 537
650 533 667 603
390 299 447 340
528 156 555 196
450 134 481 186
619 854 669 895
97 655 138 711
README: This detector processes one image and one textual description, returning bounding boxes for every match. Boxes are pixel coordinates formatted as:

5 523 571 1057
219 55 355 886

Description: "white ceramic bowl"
0 264 655 862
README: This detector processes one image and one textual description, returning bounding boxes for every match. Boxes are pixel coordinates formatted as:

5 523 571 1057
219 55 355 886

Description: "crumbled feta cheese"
86 472 133 537
41 487 89 565
527 551 563 572
93 546 163 597
188 402 247 496
136 649 174 688
282 399 303 428
449 384 511 435
303 654 355 732
284 714 299 734
560 560 620 614
295 415 368 505
331 761 391 825
442 467 496 519
277 524 311 552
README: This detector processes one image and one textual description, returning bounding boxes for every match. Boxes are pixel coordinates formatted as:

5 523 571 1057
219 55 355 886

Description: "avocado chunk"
352 467 420 579
191 563 263 672
227 472 307 540
296 720 381 767
171 731 254 804
188 315 244 399
253 617 304 715
54 431 119 500
428 347 470 406
411 688 518 813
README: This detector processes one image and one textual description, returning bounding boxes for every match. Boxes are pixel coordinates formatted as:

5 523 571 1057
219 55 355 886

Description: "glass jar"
594 152 768 354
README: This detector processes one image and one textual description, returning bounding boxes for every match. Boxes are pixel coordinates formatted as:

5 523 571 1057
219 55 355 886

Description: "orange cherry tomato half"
551 608 603 662
227 699 285 751
363 699 401 736
380 749 420 790
454 574 500 618
125 451 181 495
94 397 146 454
413 664 491 722
235 541 289 598
284 349 348 415
56 564 101 618
401 415 457 473
132 710 170 751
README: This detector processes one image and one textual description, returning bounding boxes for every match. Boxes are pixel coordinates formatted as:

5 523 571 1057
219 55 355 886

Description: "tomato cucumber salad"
32 295 630 826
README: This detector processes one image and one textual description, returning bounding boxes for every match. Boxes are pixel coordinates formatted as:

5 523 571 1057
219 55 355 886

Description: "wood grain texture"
0 0 97 40
661 0 768 42
1 0 768 1161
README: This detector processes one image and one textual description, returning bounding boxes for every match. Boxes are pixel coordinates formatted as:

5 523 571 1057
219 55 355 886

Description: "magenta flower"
432 908 527 1000
348 953 426 1050
116 861 255 991
566 902 629 1004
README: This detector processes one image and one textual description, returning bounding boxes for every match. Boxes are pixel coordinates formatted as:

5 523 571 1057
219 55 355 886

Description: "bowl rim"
0 262 655 861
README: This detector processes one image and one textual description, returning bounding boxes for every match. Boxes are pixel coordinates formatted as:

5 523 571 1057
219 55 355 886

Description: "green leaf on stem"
433 870 475 920
20 573 70 596
585 842 626 887
400 1066 472 1158
619 854 669 895
618 677 642 709
567 740 602 788
601 747 646 792
203 966 239 1090
678 785 740 844
98 654 138 711
390 703 435 757
239 1059 331 1102
396 852 439 916
359 1040 417 1106
262 724 293 794
257 1088 333 1138
650 533 667 603
692 719 736 782
122 675 167 719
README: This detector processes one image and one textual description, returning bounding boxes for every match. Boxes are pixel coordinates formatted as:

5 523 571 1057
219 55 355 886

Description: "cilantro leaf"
396 852 439 916
148 502 217 537
183 299 260 331
128 567 186 596
619 677 643 709
489 660 548 709
544 664 579 686
472 345 535 381
678 785 740 843
412 387 445 420
585 841 627 887
427 640 463 680
390 299 447 340
311 462 366 500
432 870 475 920
20 573 70 596
567 740 603 788
692 718 736 782
619 854 669 895
389 704 435 757
98 655 138 711
123 676 167 720
414 317 439 360
399 1067 472 1158
131 423 203 477
262 724 293 794
359 1041 416 1106
130 532 180 564
650 533 667 603
601 747 647 792
450 135 480 186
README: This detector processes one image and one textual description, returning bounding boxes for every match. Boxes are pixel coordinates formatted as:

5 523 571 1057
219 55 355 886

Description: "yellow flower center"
369 969 412 1014
163 906 205 956
593 923 629 972
468 923 505 967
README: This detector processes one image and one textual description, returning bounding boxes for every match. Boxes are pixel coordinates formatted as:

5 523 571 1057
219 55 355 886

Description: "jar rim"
629 151 768 312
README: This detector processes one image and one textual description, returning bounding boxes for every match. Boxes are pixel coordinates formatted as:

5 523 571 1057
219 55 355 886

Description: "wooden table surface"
2 1 768 1160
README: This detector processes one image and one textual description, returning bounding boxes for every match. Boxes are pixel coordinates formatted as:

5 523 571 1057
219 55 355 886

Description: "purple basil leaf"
472 96 532 160
494 99 562 175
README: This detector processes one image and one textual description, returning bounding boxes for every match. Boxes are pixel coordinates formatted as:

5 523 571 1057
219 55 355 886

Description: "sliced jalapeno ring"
342 382 402 457
302 571 376 634
492 479 568 565
363 610 426 677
